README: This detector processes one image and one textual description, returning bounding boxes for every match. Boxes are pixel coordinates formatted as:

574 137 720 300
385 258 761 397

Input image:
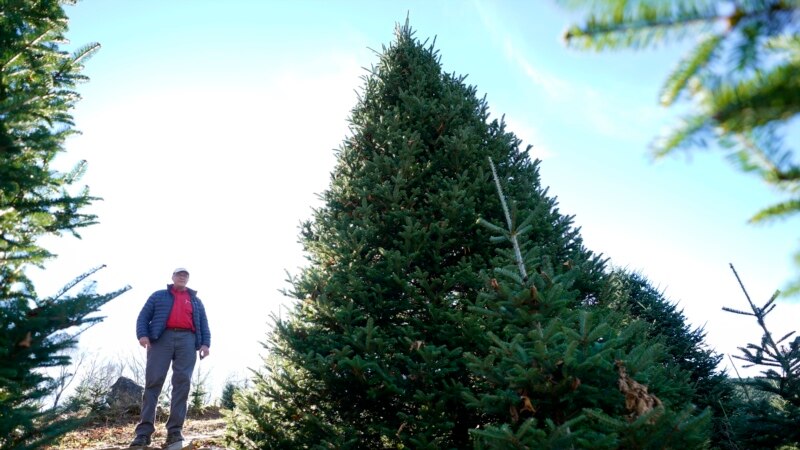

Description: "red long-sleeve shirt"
166 287 195 330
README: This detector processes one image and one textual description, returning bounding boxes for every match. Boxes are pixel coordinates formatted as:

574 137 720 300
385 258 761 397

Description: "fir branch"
2 28 55 71
562 1 723 51
711 62 800 132
721 306 754 316
659 33 724 106
488 157 527 281
727 353 752 404
776 330 797 345
47 265 106 302
731 129 799 190
749 198 800 224
652 113 710 157
729 263 759 314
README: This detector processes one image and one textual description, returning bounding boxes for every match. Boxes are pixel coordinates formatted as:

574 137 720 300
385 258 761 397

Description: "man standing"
130 268 211 448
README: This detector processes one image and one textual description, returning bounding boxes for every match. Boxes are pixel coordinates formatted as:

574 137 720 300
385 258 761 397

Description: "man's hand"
199 345 210 359
139 337 150 349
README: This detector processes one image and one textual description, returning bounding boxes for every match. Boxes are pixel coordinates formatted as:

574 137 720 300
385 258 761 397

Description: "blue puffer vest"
136 284 211 350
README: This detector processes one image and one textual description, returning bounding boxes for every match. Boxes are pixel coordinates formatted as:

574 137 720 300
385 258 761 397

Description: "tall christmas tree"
0 2 129 449
226 22 605 448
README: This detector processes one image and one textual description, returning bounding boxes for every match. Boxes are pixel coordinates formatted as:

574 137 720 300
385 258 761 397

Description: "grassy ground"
43 408 228 450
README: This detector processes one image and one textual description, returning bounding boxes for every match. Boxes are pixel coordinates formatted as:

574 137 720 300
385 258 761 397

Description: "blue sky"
33 0 798 398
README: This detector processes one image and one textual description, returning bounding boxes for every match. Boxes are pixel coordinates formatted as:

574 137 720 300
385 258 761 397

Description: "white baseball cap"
173 267 190 275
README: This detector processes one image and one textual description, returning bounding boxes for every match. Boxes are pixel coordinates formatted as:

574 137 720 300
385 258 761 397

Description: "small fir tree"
62 353 119 415
0 2 129 449
220 381 238 410
226 21 605 449
724 264 800 449
189 366 210 416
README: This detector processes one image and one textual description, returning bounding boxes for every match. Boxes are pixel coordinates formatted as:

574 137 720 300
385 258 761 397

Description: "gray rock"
107 376 143 414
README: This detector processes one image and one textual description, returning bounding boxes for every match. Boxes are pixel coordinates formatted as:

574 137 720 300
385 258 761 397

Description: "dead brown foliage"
616 360 663 422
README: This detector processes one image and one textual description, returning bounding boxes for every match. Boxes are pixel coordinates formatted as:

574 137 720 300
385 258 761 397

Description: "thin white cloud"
472 0 665 144
504 116 555 160
500 35 573 100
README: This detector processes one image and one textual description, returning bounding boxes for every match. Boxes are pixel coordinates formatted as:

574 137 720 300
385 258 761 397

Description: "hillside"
43 409 228 450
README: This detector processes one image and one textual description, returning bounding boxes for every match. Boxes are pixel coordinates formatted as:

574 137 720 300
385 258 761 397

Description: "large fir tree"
0 1 128 449
227 22 605 449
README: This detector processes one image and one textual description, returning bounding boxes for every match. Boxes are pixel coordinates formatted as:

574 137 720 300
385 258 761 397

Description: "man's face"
172 271 189 289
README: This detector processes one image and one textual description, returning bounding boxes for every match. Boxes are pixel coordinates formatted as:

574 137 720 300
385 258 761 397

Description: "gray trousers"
135 329 197 437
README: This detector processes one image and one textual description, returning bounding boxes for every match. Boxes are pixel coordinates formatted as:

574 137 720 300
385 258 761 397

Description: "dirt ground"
43 409 229 450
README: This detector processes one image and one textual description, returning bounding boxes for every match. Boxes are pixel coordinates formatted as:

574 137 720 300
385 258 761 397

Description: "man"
129 268 211 449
